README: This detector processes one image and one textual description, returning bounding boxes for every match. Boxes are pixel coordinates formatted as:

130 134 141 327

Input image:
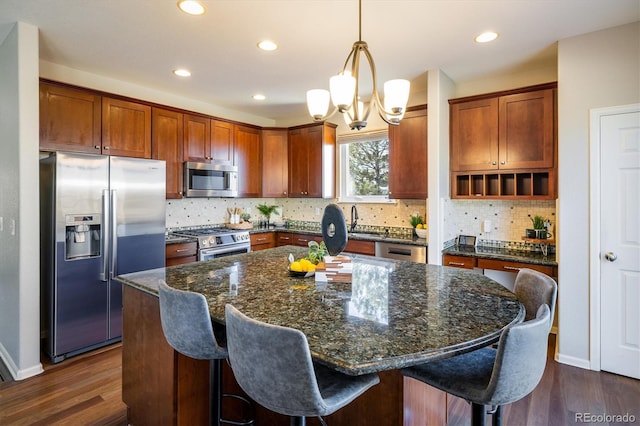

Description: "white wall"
0 22 43 380
426 69 455 264
557 22 640 367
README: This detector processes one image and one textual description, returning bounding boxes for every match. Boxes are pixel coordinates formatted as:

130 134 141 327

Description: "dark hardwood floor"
0 337 638 425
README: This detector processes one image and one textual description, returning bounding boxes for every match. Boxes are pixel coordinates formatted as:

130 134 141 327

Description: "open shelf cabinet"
451 170 556 199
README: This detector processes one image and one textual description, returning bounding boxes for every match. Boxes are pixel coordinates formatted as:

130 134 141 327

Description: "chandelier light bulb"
307 89 331 120
384 79 410 122
330 72 356 112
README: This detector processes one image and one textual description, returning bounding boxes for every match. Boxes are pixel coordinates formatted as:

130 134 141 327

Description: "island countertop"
117 246 523 376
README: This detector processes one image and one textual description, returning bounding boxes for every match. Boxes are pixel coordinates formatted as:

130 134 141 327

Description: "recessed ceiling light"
257 40 278 51
177 0 206 16
173 69 191 77
252 94 266 101
475 31 499 43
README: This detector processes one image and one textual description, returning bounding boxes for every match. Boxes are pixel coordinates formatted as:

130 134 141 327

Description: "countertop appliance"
171 227 251 261
183 161 238 198
375 241 427 263
40 152 166 363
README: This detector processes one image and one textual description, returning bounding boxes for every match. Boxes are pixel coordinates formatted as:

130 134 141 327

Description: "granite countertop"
117 246 523 375
166 227 428 247
442 245 557 266
252 227 427 247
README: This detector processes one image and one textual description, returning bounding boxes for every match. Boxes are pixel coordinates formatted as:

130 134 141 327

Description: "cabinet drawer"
165 242 197 259
477 258 555 277
345 240 375 256
442 254 476 269
293 234 323 247
250 233 276 251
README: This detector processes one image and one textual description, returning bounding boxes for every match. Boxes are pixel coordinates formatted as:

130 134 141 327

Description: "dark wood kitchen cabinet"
450 83 557 199
152 107 184 199
234 125 262 198
288 123 336 198
250 232 276 251
261 128 289 198
39 82 102 153
450 97 498 172
165 241 197 266
388 105 428 199
276 232 322 247
211 119 234 164
101 97 151 158
183 113 211 162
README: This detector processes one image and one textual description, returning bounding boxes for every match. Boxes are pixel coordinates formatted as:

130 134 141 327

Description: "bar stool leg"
471 402 486 426
211 359 222 426
290 416 306 426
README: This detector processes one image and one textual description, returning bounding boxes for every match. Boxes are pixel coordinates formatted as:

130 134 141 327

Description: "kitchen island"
117 246 523 425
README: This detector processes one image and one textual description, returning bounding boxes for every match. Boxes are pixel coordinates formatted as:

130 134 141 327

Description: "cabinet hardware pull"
94 145 100 149
503 266 521 271
449 262 466 266
104 146 109 150
491 161 497 165
175 249 190 253
256 237 266 242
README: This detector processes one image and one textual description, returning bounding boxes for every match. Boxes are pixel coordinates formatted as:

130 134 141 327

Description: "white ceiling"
1 0 638 124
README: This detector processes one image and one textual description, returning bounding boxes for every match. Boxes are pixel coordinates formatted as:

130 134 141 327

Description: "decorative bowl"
415 228 428 239
288 267 315 278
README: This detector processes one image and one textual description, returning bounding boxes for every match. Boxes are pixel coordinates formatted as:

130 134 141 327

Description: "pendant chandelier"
306 0 410 131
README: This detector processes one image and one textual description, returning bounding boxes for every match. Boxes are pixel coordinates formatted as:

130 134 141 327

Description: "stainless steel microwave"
184 162 238 198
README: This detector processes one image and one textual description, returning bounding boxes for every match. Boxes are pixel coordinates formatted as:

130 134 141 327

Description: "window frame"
337 130 395 204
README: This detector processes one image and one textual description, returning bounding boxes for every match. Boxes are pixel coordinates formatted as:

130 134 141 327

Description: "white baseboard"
0 341 43 381
555 352 592 370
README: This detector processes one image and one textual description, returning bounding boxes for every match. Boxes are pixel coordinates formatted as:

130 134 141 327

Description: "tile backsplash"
166 198 427 230
442 199 557 242
166 197 556 246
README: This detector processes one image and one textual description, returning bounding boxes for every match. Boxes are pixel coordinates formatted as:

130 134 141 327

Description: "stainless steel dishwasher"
375 241 427 263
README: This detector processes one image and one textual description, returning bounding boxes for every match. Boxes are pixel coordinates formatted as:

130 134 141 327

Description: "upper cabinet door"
183 114 211 162
234 125 262 198
261 129 288 198
389 106 428 199
450 98 499 172
151 108 184 199
211 120 234 164
39 82 102 153
288 127 310 197
498 89 555 169
102 97 151 158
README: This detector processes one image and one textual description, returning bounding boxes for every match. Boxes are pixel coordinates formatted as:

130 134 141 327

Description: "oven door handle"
199 244 251 260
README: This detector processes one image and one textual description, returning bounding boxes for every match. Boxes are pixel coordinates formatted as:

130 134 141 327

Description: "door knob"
604 252 617 262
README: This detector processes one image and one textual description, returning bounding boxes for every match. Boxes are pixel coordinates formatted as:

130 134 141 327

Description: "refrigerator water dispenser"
65 214 101 260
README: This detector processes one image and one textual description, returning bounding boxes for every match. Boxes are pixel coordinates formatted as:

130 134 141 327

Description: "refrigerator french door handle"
100 189 110 282
110 189 118 279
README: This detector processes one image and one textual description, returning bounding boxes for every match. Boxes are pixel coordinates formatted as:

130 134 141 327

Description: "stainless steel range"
171 227 251 261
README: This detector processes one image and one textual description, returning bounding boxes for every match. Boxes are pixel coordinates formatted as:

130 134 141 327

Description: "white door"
599 108 640 379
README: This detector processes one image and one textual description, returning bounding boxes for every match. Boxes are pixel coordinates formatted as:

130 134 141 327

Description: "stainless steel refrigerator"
40 152 165 363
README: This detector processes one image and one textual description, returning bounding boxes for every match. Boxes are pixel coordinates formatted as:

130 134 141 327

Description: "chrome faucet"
350 204 359 232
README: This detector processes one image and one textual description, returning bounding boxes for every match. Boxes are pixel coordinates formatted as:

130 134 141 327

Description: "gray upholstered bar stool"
224 304 380 426
514 267 557 324
158 280 254 426
401 304 552 426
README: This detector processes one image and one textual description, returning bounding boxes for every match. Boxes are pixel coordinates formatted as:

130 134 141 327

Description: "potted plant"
410 214 427 238
528 215 551 239
256 204 278 228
